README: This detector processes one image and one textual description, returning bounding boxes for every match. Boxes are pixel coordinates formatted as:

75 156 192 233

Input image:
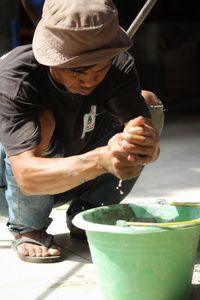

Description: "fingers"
122 140 155 157
125 116 145 128
108 132 157 165
123 140 159 165
108 156 143 180
141 90 161 106
126 153 154 165
124 122 158 146
102 135 144 179
123 117 159 165
122 120 159 164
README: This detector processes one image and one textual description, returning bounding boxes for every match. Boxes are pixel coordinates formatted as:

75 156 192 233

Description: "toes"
48 240 61 256
35 245 50 257
17 243 37 257
40 246 50 257
17 243 50 257
17 242 61 257
49 247 61 256
17 244 29 257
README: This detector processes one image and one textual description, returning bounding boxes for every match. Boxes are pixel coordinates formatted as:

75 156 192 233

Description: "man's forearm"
9 112 160 196
9 147 107 195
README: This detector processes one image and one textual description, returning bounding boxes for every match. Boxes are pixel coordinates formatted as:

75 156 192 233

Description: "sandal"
12 233 61 263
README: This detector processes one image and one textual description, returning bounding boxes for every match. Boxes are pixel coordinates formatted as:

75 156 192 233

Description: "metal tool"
21 0 44 25
127 0 158 38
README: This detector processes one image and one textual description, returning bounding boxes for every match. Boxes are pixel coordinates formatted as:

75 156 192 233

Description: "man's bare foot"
15 229 61 258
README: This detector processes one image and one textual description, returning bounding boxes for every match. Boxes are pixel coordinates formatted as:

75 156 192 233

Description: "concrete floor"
0 111 200 299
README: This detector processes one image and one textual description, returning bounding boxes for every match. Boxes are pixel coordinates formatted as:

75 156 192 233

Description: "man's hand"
98 116 160 180
98 134 142 180
123 116 160 165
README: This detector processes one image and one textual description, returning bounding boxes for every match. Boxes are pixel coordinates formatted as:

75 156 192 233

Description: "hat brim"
32 20 133 68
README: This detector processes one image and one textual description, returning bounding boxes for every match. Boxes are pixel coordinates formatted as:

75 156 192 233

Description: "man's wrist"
97 146 108 174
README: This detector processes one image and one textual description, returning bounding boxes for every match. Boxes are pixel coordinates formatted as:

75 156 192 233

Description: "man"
0 0 164 263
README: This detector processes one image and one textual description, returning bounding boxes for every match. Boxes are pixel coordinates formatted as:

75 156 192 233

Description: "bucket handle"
157 200 200 207
117 219 200 228
169 202 200 207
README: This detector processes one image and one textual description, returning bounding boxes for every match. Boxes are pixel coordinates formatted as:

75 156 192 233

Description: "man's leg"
5 156 54 233
0 144 8 217
0 144 61 261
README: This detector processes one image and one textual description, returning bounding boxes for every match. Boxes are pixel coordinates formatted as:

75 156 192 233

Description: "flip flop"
11 233 61 263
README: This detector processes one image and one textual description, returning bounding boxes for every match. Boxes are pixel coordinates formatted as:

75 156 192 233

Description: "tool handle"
21 0 42 25
127 0 158 38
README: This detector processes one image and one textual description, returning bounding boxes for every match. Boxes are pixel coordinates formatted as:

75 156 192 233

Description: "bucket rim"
72 203 200 234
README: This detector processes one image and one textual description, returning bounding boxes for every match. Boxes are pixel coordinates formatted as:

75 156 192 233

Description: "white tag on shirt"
81 105 97 139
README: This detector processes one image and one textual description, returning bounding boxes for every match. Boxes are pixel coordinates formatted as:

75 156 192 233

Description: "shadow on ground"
190 285 200 300
55 233 92 263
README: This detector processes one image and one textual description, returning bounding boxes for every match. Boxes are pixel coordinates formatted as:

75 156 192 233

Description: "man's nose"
80 74 99 88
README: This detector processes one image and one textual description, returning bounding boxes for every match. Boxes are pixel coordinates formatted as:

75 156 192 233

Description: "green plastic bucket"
73 203 200 300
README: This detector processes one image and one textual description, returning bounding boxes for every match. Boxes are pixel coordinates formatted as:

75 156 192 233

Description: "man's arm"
9 146 107 195
8 110 107 195
8 91 160 195
8 119 158 196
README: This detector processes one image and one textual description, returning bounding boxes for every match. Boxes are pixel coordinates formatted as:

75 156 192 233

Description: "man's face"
49 60 112 96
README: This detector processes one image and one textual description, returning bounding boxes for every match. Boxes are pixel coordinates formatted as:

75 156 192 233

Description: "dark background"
115 0 200 112
1 0 200 112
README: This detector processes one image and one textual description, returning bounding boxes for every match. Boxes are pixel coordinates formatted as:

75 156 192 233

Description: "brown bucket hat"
32 0 133 68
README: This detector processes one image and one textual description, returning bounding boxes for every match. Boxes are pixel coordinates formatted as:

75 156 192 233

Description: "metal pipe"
127 0 158 38
21 0 41 25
